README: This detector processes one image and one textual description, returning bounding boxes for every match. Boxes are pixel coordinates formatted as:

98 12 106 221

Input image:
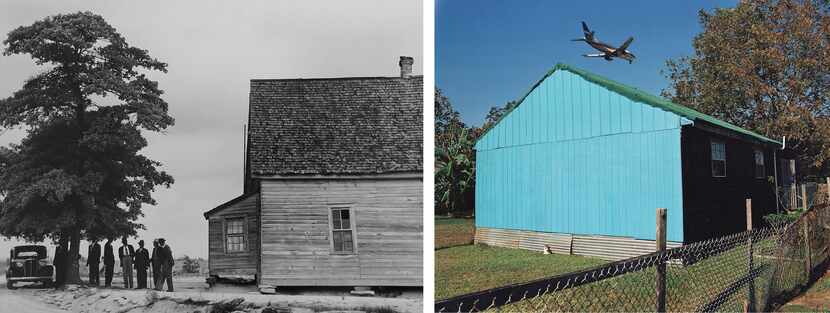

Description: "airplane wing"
582 53 606 58
613 37 634 54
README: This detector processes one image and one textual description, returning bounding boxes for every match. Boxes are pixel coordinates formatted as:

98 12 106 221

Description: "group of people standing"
84 237 175 291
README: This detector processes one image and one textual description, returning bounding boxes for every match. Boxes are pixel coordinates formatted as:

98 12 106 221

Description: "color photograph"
434 0 830 312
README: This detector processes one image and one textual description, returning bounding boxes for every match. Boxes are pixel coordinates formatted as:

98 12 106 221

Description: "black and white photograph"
0 1 424 312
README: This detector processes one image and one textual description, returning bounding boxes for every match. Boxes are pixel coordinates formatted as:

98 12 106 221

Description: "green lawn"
433 216 824 311
435 233 809 312
435 244 606 300
435 217 475 249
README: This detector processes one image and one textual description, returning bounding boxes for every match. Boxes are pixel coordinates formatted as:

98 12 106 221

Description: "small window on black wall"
754 149 765 179
711 140 726 177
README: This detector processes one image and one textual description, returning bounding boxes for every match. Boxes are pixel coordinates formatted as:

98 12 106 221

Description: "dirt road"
0 286 67 313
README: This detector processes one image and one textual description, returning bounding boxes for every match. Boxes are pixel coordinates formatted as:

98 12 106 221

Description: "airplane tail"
581 21 595 41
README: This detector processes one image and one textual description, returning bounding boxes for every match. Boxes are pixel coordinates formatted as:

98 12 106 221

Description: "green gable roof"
478 63 781 147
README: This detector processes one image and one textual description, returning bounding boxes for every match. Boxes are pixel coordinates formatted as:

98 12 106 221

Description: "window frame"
223 216 248 254
754 148 765 179
711 139 727 178
328 207 357 255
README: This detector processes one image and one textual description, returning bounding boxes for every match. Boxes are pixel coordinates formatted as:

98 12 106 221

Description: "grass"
433 215 826 311
435 244 606 300
777 270 830 312
435 231 812 312
434 216 603 300
487 238 782 312
435 217 475 249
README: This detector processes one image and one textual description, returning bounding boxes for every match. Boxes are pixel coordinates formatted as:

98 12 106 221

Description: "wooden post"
824 177 830 204
803 219 813 279
826 177 829 205
745 199 755 313
801 184 808 210
656 208 667 313
790 160 797 210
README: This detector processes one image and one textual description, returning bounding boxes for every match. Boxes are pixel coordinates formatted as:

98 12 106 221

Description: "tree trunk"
63 93 85 286
63 227 82 284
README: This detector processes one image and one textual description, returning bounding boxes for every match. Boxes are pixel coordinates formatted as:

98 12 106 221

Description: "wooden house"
204 57 423 288
474 63 782 260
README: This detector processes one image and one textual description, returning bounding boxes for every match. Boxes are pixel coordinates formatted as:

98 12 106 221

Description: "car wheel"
6 281 14 289
43 280 53 288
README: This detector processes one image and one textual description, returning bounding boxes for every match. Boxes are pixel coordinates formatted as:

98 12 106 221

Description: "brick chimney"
399 56 414 78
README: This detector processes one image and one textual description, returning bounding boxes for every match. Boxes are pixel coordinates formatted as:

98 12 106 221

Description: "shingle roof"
203 192 258 219
478 63 782 147
247 76 423 176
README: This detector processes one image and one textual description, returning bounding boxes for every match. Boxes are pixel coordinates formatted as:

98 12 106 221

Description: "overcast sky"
0 0 423 259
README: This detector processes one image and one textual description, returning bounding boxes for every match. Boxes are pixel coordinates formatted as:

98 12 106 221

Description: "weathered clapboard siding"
207 193 260 278
476 227 681 261
259 177 422 287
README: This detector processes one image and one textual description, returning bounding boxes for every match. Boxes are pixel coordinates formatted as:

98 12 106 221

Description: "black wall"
681 125 778 243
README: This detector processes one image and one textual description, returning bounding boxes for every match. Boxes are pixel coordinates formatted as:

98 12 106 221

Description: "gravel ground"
2 275 422 313
0 285 68 313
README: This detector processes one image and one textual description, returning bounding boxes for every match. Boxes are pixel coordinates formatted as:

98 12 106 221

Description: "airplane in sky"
572 21 636 64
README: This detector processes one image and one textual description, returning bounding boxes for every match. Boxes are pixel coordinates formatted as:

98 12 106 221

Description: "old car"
5 245 54 289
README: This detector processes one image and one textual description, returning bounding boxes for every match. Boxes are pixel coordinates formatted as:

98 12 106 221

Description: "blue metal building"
474 64 781 259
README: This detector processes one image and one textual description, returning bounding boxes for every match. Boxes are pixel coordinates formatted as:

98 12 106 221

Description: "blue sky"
436 0 738 126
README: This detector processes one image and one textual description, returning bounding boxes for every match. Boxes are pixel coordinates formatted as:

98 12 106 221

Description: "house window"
330 208 355 253
754 149 765 179
225 218 246 253
711 140 726 177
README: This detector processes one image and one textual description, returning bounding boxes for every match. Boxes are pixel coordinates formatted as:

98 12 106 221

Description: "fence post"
790 160 797 210
656 208 667 313
801 184 808 210
745 199 755 313
826 177 829 204
803 217 812 279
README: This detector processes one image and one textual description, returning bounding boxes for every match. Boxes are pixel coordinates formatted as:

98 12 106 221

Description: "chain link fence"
436 203 830 312
778 181 829 210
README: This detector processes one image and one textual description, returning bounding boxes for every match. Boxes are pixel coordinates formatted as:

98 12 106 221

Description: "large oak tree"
0 12 173 284
663 0 830 177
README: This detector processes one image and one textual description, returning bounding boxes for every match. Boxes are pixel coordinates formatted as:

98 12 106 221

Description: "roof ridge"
476 63 780 146
250 75 423 82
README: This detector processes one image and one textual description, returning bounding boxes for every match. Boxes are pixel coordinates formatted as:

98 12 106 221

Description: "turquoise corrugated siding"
475 70 688 242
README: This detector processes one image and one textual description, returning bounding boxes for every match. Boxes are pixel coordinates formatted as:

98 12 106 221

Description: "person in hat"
154 238 174 292
151 239 160 289
103 238 115 287
86 240 102 286
118 236 135 289
134 240 150 289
